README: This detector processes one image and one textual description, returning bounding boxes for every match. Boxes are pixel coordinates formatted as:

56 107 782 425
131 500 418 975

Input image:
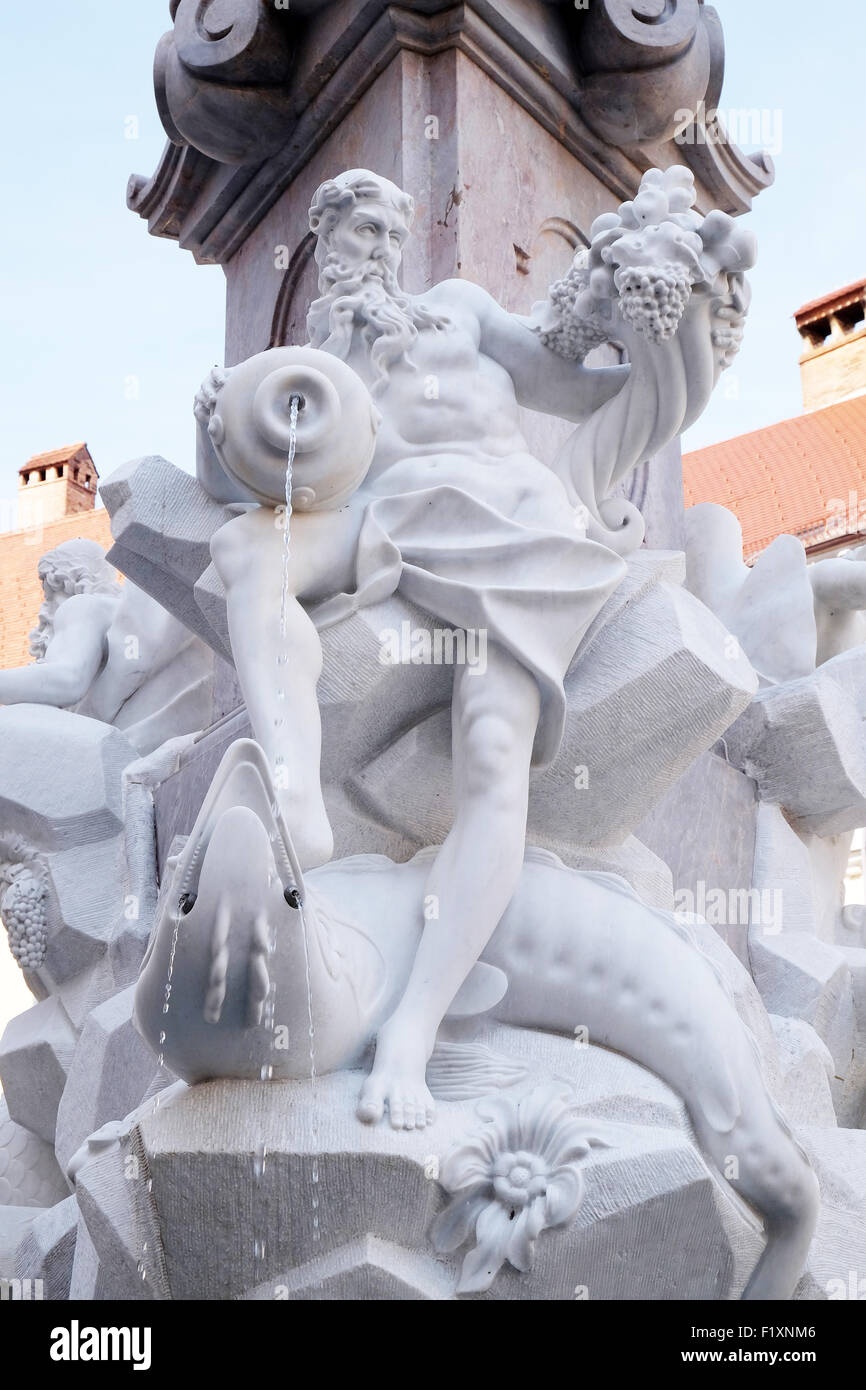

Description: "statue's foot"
357 1019 436 1131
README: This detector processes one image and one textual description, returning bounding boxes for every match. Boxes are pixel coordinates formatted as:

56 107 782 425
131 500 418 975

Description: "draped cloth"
309 452 627 768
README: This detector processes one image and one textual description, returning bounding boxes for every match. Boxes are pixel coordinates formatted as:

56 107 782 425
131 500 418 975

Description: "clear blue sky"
0 0 864 500
0 1 225 524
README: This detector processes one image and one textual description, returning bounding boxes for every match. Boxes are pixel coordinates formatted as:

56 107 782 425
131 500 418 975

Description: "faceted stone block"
794 1127 866 1301
752 932 857 1121
769 1016 837 1131
0 705 130 849
637 752 758 967
0 996 78 1143
68 1213 108 1300
248 1236 455 1301
55 985 169 1174
75 1133 169 1301
726 646 866 838
101 455 236 661
544 575 756 846
14 1195 78 1300
0 1206 39 1281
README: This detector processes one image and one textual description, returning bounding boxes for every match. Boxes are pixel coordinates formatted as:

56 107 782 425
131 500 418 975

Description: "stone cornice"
129 0 773 265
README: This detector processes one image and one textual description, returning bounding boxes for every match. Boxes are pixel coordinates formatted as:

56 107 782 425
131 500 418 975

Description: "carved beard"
307 250 448 392
29 593 63 661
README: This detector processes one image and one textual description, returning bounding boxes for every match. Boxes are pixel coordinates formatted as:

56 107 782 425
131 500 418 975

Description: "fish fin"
446 962 508 1017
427 1040 527 1101
203 894 231 1025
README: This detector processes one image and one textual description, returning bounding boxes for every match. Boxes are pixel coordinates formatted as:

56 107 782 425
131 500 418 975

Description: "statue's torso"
344 289 573 528
350 292 526 476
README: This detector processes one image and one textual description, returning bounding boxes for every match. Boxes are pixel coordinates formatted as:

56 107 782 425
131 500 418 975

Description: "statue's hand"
194 365 230 425
530 253 614 362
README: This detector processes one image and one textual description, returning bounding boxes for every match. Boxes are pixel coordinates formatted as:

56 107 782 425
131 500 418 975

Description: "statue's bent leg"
358 644 540 1129
211 506 361 869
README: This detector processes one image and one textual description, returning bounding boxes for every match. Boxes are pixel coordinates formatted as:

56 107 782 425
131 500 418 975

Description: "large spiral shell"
208 347 380 510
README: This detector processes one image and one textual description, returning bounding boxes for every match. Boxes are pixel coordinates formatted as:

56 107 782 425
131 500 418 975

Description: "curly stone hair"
308 169 415 263
29 539 119 659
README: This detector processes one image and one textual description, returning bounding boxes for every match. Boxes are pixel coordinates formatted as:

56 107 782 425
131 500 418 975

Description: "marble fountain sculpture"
2 163 865 1302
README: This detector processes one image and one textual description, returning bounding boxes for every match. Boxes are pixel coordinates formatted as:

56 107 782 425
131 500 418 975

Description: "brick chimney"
795 278 866 412
17 443 99 531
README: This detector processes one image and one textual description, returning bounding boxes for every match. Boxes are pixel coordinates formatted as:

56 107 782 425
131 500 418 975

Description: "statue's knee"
209 523 245 586
460 712 524 799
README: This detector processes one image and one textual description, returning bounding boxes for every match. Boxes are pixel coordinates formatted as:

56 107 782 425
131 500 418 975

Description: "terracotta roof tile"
683 393 866 558
795 278 866 323
20 442 96 474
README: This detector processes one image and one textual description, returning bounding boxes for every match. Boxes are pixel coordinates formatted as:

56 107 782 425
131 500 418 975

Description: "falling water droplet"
278 394 301 640
139 900 186 1277
299 903 321 1242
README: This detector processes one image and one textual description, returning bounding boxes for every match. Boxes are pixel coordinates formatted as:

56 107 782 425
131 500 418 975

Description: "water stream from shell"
279 394 300 640
254 393 321 1284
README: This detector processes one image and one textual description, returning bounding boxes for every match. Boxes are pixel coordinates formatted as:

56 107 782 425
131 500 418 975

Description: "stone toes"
356 1079 385 1125
388 1091 405 1130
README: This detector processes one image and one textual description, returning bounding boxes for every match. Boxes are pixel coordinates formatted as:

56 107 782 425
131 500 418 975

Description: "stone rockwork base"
53 1020 862 1302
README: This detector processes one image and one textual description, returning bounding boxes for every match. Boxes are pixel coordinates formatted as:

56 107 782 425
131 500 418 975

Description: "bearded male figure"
205 168 638 1130
0 538 214 755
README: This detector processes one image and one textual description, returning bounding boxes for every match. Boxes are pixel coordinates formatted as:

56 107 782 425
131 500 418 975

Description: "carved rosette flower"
431 1087 611 1294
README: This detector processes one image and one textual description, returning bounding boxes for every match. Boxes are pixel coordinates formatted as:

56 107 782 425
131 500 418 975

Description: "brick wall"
801 332 866 412
0 509 115 670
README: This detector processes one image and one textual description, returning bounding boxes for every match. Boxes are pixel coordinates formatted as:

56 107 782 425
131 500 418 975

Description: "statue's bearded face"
327 198 409 279
307 195 447 392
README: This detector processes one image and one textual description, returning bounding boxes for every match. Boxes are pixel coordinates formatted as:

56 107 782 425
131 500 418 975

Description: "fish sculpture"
135 739 818 1299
